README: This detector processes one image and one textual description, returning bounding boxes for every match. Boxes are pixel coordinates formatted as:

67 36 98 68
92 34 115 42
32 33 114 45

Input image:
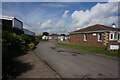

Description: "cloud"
41 19 52 29
24 2 119 35
62 10 69 18
108 0 120 2
42 3 67 8
71 2 118 30
32 10 70 34
2 2 118 35
2 2 70 35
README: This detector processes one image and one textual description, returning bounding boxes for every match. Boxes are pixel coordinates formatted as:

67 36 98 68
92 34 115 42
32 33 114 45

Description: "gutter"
70 30 119 35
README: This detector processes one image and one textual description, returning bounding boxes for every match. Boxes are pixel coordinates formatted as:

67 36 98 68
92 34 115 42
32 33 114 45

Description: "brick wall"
70 32 120 51
70 33 104 47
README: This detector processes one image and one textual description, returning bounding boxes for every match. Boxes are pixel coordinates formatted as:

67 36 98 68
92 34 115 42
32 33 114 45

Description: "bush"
28 42 35 50
2 29 40 79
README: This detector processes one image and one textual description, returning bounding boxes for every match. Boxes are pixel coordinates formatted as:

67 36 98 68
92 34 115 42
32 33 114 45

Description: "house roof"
70 24 120 34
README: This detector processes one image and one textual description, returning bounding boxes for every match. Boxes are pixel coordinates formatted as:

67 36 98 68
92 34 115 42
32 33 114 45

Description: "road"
34 42 118 78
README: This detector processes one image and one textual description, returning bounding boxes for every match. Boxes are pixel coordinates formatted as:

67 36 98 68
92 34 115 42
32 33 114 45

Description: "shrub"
2 29 40 79
28 42 35 50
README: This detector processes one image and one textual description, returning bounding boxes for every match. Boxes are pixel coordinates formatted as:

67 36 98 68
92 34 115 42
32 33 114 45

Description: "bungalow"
48 34 68 41
42 35 49 41
70 24 120 50
48 34 60 41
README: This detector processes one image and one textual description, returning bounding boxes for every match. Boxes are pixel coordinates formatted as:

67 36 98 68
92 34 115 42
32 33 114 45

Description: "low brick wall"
107 41 120 51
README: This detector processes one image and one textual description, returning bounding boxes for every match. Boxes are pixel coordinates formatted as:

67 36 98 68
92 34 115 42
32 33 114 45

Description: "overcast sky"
2 1 119 35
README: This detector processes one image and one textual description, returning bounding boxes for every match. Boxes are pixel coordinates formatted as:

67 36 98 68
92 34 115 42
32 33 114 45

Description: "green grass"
57 43 119 58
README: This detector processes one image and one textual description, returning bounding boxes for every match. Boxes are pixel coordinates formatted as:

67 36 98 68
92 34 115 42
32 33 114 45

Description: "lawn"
57 43 119 58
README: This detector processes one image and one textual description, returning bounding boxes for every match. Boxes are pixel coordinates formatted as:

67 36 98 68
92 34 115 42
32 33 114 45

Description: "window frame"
114 32 118 40
118 32 120 41
83 34 87 41
109 33 114 41
98 33 102 42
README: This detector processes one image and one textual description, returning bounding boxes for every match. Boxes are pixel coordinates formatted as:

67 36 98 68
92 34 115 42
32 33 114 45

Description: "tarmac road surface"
35 42 118 78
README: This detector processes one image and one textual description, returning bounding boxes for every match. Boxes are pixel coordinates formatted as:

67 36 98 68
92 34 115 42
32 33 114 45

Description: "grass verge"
57 43 119 58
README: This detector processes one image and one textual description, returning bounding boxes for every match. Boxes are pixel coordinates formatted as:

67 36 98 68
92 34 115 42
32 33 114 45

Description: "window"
114 32 118 40
93 33 96 36
118 33 120 41
98 33 102 42
109 33 114 40
84 34 87 41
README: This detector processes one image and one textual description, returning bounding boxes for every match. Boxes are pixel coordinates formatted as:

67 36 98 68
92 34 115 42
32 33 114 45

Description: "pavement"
16 51 60 78
34 42 119 78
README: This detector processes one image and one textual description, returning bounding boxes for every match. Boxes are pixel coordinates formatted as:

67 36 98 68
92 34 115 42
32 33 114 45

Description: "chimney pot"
112 23 116 28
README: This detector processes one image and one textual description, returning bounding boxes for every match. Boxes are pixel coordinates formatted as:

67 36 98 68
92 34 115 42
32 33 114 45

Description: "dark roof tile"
73 24 120 33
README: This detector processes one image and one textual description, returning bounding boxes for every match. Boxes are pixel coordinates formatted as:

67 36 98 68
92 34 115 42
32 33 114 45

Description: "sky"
1 0 120 2
2 1 119 35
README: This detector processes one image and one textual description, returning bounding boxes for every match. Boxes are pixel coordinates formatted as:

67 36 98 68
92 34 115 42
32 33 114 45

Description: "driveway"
34 42 118 78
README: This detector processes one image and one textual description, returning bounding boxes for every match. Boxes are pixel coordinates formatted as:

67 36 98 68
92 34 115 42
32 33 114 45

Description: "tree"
42 32 49 36
60 34 66 36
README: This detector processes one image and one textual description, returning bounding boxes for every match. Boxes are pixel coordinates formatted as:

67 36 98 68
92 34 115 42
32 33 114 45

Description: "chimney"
112 23 116 28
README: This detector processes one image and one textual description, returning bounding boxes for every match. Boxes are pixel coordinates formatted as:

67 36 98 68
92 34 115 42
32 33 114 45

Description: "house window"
114 32 118 40
93 33 96 36
118 33 120 40
109 33 114 40
84 34 87 41
98 33 102 42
